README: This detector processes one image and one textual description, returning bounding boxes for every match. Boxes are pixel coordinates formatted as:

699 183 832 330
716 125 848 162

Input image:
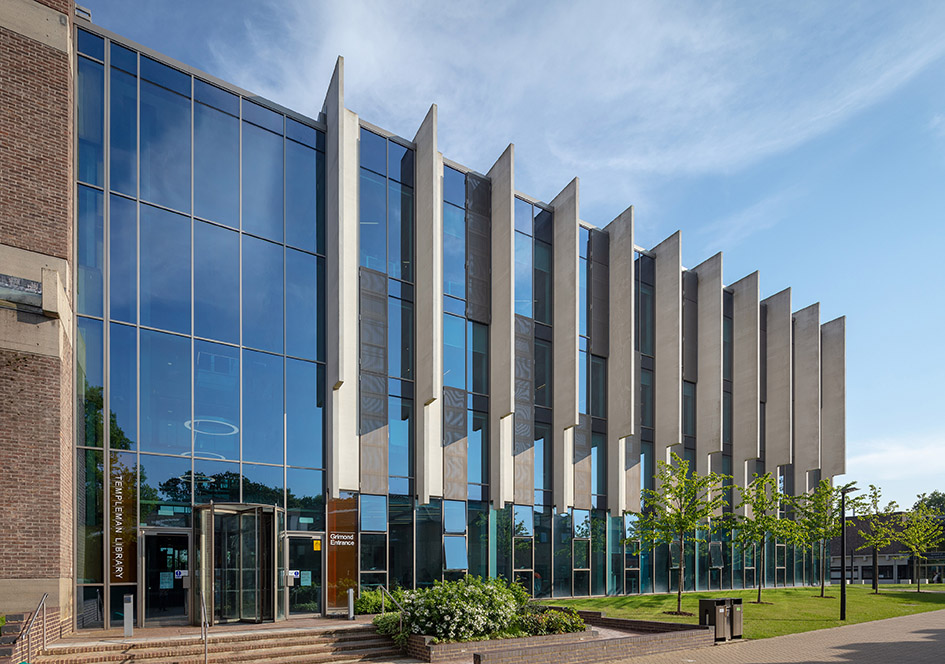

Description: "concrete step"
35 643 403 664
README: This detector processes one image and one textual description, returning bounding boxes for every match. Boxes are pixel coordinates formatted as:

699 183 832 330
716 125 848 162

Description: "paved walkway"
615 608 945 663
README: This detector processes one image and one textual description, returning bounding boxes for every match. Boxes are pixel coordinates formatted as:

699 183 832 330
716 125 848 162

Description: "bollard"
347 588 355 620
123 594 134 637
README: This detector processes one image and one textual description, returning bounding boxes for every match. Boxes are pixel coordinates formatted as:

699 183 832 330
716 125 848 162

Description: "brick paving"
611 608 945 663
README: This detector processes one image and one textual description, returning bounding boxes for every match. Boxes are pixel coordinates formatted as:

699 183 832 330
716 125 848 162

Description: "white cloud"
930 114 945 139
839 433 945 510
209 0 945 224
693 187 800 256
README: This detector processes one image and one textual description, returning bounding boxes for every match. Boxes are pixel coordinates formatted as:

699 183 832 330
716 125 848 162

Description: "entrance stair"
33 623 410 664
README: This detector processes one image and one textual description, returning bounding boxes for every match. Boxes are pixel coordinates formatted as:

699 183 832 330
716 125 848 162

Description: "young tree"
897 496 945 593
628 452 729 614
855 485 899 594
734 472 795 604
913 490 945 514
795 479 862 597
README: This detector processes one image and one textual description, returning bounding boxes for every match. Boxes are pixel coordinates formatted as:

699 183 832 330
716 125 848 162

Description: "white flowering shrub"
400 576 521 642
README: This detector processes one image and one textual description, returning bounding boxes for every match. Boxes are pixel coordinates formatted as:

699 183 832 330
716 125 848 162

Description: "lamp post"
840 486 860 621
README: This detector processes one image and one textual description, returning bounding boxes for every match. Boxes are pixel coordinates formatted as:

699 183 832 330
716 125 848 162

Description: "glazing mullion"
102 34 112 629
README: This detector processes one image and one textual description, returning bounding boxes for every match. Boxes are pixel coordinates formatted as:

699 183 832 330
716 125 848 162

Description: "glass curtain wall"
74 27 327 628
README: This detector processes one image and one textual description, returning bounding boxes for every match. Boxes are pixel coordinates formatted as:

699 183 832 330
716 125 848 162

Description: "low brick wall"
406 629 598 663
0 606 66 664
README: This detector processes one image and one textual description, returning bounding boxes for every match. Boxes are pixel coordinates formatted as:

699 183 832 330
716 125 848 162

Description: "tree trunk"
677 536 685 614
820 540 826 598
757 541 764 603
915 557 920 593
872 547 879 594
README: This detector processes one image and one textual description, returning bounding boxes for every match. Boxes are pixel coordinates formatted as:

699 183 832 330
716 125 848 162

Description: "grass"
543 585 945 640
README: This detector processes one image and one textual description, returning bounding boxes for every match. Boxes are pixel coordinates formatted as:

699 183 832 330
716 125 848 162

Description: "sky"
80 0 945 510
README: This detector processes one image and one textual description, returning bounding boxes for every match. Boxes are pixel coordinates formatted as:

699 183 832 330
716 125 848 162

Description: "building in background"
0 0 845 632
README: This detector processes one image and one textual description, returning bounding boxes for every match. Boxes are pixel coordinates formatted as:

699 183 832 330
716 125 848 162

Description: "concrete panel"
653 232 683 465
442 386 468 501
762 288 792 477
322 59 359 496
0 0 70 53
513 315 534 505
693 253 723 476
731 271 760 495
487 145 515 509
413 105 444 504
552 178 580 513
821 317 846 479
603 206 634 517
793 303 821 495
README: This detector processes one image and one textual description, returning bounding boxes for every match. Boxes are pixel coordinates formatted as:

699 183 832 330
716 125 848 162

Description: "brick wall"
407 630 598 663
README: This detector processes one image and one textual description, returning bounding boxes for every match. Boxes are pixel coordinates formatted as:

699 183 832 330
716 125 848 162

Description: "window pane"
193 459 240 503
110 67 137 195
286 118 318 148
286 249 320 361
514 198 532 235
242 350 284 465
389 297 413 381
194 340 239 460
109 322 137 450
195 103 239 227
444 500 466 534
444 536 468 571
242 236 284 353
574 539 590 569
360 128 386 175
388 397 412 479
388 181 413 281
639 283 654 356
579 349 587 415
286 139 318 252
514 538 533 570
360 494 387 532
683 381 696 437
443 203 466 299
723 391 733 445
534 423 551 492
77 57 104 186
286 359 324 469
641 368 654 429
111 42 137 73
242 122 284 242
287 467 325 531
139 453 191 528
514 505 534 536
194 79 238 115
77 317 104 448
77 449 104 583
243 100 282 134
141 56 190 96
443 167 465 208
140 204 191 334
534 240 552 325
75 587 104 630
387 142 414 187
443 313 465 390
242 463 284 505
467 411 487 486
361 533 387 571
579 257 588 337
77 28 104 59
553 512 572 597
417 500 443 585
194 220 239 344
77 185 104 317
534 339 551 407
389 495 414 589
140 329 191 454
514 232 532 317
109 195 136 323
316 149 326 255
140 81 190 213
591 356 607 419
573 509 591 538
591 433 606 496
468 322 488 395
359 169 386 271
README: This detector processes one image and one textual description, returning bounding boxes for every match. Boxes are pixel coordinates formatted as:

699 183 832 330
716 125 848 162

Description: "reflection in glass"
467 411 487 486
77 185 104 317
443 166 465 208
388 297 413 380
140 329 191 455
573 509 591 538
286 359 324 469
444 536 468 571
389 495 414 589
534 339 551 408
387 141 414 187
242 350 284 465
415 499 442 586
242 236 284 353
109 195 136 323
534 240 552 325
194 340 239 460
514 231 532 317
194 221 239 344
109 322 136 450
361 533 386 571
388 181 413 281
468 322 488 395
683 381 696 437
534 507 552 598
286 139 318 252
242 122 284 242
77 317 104 448
77 28 104 59
579 349 587 415
242 463 283 505
514 505 534 537
573 539 590 570
140 204 190 334
514 538 533 570
109 67 137 195
591 356 607 419
443 500 466 534
287 468 325 531
77 449 104 584
77 57 104 186
553 511 572 597
139 453 191 527
359 128 386 176
360 494 387 532
533 424 551 492
286 249 320 360
359 169 386 271
641 369 654 429
140 80 190 213
514 198 532 235
579 257 588 337
591 433 606 497
194 103 238 227
443 313 465 389
193 459 240 503
638 283 654 356
388 397 412 479
443 203 466 299
76 587 104 630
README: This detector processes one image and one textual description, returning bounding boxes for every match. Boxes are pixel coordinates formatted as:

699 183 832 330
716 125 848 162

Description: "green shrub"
355 588 383 614
516 607 585 636
401 576 520 643
373 611 407 647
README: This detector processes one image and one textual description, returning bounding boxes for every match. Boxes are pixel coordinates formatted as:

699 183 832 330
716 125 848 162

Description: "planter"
405 629 598 663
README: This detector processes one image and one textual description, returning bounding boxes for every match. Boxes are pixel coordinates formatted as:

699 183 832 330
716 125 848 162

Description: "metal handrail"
378 585 404 634
200 589 209 664
22 592 48 663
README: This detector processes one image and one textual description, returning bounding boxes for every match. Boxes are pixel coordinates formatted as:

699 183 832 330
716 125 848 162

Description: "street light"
840 485 860 621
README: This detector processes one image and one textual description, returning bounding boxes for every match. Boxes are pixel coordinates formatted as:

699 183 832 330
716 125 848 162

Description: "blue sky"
82 0 945 510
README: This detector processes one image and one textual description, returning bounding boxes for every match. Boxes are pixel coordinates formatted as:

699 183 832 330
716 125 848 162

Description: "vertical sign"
109 452 138 584
326 491 358 611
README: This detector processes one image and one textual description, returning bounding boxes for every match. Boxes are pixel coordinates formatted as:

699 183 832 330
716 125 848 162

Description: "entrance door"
286 535 324 616
143 533 190 625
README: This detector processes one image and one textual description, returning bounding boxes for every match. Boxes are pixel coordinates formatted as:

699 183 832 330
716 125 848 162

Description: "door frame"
137 527 193 628
283 532 326 618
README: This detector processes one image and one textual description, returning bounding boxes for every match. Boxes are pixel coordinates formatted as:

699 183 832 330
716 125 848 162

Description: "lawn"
544 585 945 640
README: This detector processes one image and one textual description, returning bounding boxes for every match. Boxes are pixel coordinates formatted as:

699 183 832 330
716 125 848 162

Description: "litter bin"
699 598 730 642
728 598 743 639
